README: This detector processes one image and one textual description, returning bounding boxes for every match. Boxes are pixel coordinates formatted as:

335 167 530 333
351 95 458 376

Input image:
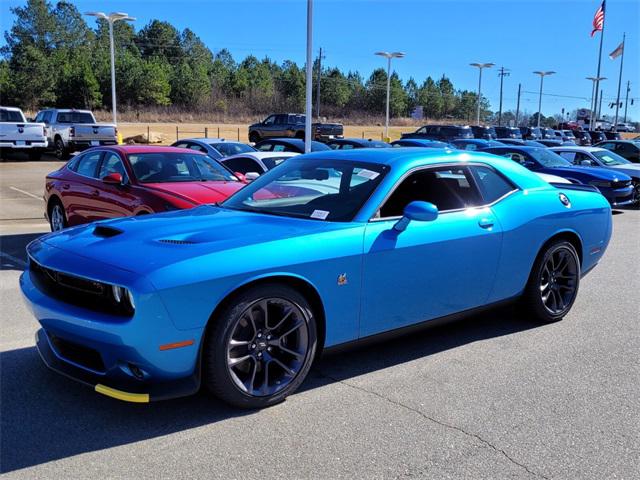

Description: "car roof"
182 138 245 144
100 145 204 155
221 151 299 160
550 146 604 152
296 146 510 167
485 145 541 152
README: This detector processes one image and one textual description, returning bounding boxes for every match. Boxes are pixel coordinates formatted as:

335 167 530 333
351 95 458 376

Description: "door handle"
62 183 70 190
478 217 495 229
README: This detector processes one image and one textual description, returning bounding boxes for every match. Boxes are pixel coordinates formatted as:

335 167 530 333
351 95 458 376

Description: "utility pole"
497 66 510 126
515 83 521 126
315 47 324 120
613 33 626 131
623 81 630 122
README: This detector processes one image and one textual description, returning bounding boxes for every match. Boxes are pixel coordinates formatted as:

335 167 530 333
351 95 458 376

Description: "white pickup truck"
34 109 118 159
0 106 47 159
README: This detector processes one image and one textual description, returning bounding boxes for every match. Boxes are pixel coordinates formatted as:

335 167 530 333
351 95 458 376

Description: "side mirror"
102 173 123 185
234 172 247 183
580 160 592 166
393 201 438 232
245 172 260 182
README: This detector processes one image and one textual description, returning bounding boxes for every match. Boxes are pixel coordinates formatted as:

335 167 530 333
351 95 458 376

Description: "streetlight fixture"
85 12 136 125
533 71 556 128
469 62 494 124
375 51 405 141
586 76 606 130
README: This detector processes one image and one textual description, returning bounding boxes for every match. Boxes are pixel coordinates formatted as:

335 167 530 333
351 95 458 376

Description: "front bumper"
601 185 635 207
20 244 204 402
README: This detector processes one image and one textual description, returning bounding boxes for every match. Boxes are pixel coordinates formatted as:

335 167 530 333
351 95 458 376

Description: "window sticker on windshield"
357 169 380 180
310 210 330 220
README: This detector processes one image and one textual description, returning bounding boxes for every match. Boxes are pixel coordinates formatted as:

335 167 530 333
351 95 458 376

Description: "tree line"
1 0 492 122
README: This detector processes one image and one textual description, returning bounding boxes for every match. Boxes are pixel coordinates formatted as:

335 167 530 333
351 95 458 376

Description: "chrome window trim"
368 162 519 222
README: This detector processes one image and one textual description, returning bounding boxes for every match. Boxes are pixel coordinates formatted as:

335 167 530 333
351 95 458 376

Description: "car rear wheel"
54 138 69 160
521 240 580 323
248 132 260 144
49 200 67 232
204 283 317 409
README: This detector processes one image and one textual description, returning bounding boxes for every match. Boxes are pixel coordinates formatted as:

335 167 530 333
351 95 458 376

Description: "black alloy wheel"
204 284 317 408
522 240 580 323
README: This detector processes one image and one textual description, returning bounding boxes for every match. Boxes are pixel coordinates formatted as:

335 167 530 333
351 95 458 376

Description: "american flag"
591 0 605 37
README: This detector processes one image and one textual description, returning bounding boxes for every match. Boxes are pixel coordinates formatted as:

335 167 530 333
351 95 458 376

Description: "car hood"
608 164 640 179
542 166 631 181
143 181 244 204
37 206 352 275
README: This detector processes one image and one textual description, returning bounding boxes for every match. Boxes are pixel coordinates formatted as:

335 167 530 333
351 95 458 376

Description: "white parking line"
9 186 41 200
0 251 27 268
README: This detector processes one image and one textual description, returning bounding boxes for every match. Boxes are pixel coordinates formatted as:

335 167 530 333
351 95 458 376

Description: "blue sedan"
22 149 612 408
390 139 453 148
483 146 635 207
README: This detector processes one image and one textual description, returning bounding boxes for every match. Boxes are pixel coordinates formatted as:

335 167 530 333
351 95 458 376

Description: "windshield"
0 109 26 122
528 148 571 167
211 142 256 157
128 152 238 183
56 112 95 123
592 150 630 166
222 158 387 222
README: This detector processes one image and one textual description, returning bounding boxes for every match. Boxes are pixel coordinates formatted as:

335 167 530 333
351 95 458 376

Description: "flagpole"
593 0 606 130
613 33 625 132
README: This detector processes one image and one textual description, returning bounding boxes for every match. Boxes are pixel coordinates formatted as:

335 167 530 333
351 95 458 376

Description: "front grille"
49 333 105 372
29 258 133 317
611 180 631 189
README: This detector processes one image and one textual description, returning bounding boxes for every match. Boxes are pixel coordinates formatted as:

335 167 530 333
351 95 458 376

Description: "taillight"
69 127 75 137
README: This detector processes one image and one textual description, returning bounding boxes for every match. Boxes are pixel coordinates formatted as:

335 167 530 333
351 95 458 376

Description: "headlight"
589 181 611 188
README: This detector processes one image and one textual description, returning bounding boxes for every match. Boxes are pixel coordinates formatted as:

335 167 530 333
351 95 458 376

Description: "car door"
91 151 139 219
360 164 503 337
64 150 105 224
260 115 278 137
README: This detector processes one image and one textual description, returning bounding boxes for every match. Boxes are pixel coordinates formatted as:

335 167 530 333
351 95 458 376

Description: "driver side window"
378 166 481 218
504 152 526 165
263 115 276 125
99 153 129 183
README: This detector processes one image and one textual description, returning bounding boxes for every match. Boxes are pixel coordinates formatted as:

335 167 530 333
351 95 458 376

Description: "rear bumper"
68 140 118 151
0 140 47 149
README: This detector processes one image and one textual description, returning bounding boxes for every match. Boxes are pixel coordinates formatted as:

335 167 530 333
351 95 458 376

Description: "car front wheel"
204 283 318 408
521 240 580 323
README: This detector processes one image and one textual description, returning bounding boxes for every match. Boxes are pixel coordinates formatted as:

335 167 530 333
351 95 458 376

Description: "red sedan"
44 146 245 231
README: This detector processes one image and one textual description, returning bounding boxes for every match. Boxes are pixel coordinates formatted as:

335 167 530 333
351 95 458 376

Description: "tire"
49 199 67 232
248 132 260 144
521 240 580 323
54 138 69 160
203 283 318 409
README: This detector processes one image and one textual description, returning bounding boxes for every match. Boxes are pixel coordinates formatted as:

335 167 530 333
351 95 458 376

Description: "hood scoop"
93 225 124 238
158 239 196 245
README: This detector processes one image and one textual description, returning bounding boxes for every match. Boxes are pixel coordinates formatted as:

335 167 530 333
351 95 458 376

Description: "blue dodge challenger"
21 149 612 408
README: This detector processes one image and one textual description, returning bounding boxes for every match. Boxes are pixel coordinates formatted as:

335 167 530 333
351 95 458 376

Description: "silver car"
172 138 257 159
220 151 299 181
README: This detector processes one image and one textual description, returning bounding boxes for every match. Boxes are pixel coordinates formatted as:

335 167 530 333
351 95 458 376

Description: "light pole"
304 0 313 153
586 76 606 130
85 12 135 125
375 51 405 141
533 71 555 128
470 63 494 124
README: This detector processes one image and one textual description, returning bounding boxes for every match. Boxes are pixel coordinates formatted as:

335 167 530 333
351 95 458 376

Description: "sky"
1 0 639 121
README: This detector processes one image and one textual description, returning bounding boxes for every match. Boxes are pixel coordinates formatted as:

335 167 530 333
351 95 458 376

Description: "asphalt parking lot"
1 160 638 479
